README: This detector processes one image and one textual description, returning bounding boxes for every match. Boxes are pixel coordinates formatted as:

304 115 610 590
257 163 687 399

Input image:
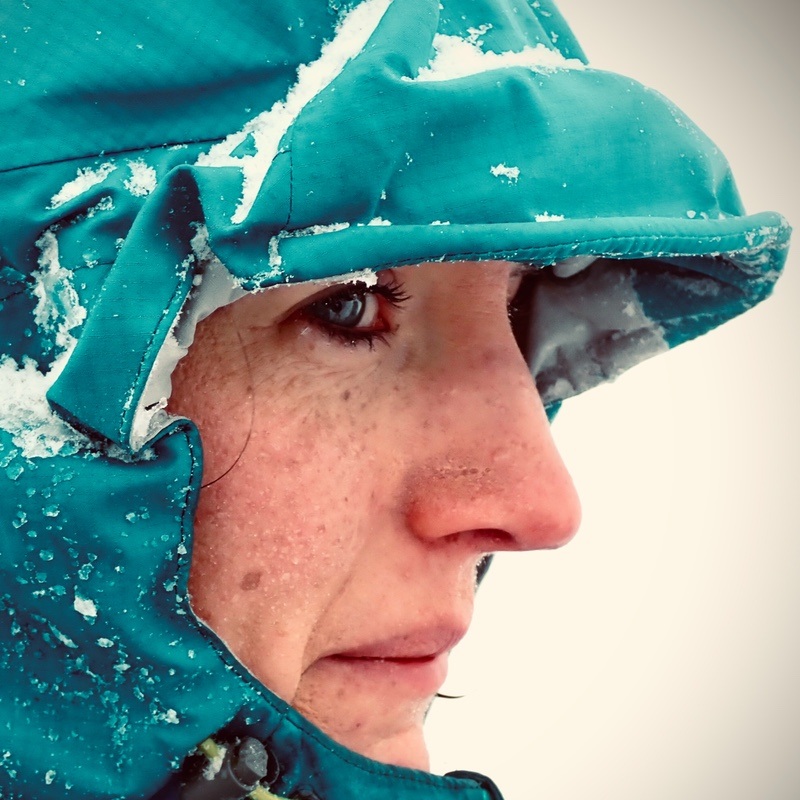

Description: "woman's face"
169 260 580 770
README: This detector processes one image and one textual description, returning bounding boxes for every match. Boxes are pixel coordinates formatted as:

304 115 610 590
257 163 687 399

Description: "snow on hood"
406 32 586 82
198 0 393 224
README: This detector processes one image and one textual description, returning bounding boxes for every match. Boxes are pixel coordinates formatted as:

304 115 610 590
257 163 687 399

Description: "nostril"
476 528 516 549
442 528 517 550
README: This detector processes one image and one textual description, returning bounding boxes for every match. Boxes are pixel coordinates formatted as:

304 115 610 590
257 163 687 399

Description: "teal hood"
0 0 790 797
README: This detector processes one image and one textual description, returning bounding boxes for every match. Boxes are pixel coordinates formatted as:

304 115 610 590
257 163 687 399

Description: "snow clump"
267 222 351 270
123 159 157 197
73 594 97 619
407 34 585 83
49 163 116 209
0 231 91 458
31 230 87 355
490 163 520 182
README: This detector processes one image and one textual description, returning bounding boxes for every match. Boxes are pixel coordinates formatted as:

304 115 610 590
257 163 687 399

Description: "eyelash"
300 277 411 349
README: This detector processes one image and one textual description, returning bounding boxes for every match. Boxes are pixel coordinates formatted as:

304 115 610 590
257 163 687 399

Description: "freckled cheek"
190 416 376 617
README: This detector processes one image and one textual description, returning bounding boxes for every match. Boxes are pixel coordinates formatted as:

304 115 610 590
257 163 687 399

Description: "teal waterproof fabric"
0 0 790 797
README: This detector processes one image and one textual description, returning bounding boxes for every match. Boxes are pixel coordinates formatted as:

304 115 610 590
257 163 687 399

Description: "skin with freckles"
169 260 581 770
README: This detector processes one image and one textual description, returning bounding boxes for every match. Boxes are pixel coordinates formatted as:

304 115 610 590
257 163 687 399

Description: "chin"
354 725 431 772
296 697 432 772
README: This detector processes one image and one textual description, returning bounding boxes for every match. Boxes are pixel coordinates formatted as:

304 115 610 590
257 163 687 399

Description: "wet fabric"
0 0 790 797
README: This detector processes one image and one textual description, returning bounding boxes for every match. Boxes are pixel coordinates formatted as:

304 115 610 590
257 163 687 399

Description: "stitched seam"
0 261 115 306
0 135 229 176
118 277 189 439
176 425 198 555
0 286 29 302
286 138 295 228
253 229 784 285
527 0 559 52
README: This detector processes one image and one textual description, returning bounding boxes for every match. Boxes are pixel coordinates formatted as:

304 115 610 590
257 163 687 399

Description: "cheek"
187 383 383 649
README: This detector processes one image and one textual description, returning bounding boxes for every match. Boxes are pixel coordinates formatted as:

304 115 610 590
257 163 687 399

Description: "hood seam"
0 135 230 177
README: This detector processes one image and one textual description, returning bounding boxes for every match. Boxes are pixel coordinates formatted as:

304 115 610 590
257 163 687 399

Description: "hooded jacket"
0 0 790 798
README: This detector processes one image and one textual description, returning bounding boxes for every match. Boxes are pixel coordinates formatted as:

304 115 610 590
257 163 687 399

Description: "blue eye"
308 287 376 330
300 279 410 347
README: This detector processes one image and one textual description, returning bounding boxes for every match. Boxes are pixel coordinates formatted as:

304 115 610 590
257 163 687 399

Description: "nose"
403 283 581 553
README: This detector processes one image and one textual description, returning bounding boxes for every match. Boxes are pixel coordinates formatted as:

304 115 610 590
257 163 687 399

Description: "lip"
331 625 467 661
323 652 450 697
317 625 467 696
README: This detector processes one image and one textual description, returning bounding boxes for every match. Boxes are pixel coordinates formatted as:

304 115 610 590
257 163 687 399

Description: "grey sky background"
426 1 800 798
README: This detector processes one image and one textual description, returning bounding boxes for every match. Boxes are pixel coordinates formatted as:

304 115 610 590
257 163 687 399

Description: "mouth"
330 625 467 661
319 626 467 696
324 652 449 696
